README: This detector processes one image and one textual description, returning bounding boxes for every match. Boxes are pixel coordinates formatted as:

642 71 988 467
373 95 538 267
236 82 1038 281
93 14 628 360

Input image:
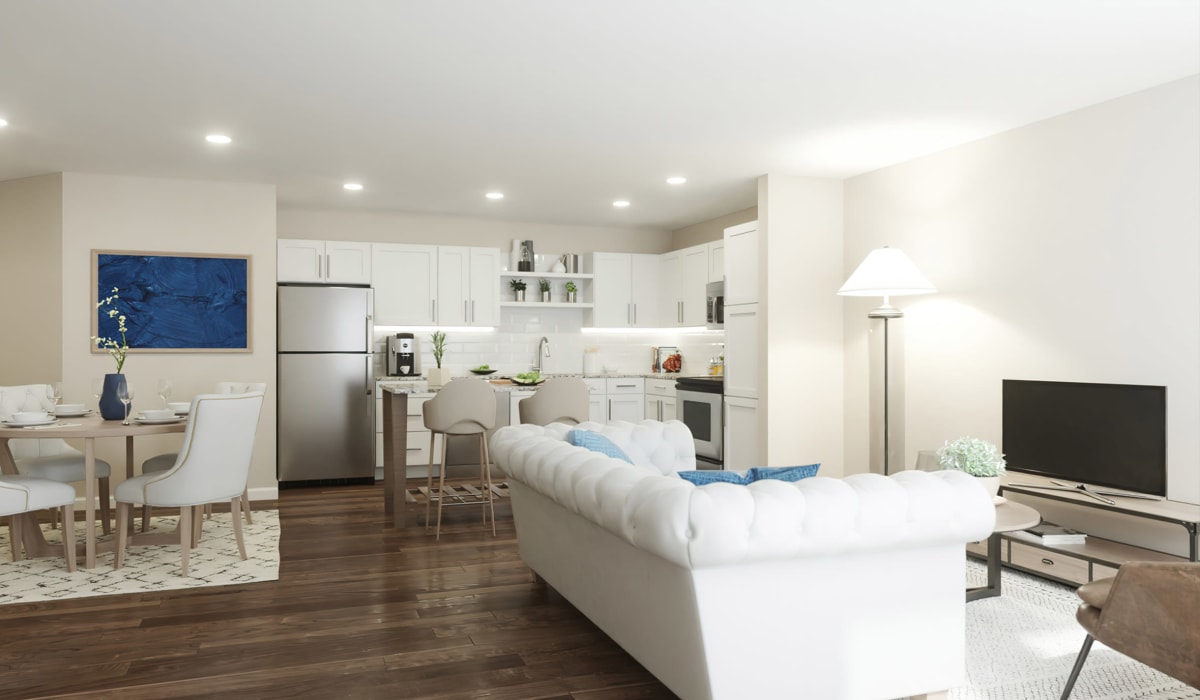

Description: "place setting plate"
52 409 93 418
2 417 60 427
134 416 185 425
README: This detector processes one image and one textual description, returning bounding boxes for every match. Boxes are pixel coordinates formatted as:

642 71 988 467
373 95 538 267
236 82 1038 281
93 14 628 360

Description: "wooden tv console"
966 472 1200 587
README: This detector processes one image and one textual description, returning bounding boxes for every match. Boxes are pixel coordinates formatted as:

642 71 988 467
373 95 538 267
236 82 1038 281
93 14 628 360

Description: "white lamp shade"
837 247 936 297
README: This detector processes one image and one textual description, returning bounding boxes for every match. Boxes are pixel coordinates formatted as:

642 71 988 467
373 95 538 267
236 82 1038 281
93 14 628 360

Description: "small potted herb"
427 330 450 387
509 278 527 302
538 278 551 302
565 280 578 303
938 436 1007 496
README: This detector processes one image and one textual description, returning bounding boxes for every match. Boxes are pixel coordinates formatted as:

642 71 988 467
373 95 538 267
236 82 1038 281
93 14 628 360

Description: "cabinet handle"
431 299 436 321
326 254 331 280
471 300 476 322
627 303 632 325
1041 558 1055 566
317 254 323 279
616 384 635 388
464 300 468 323
633 304 637 325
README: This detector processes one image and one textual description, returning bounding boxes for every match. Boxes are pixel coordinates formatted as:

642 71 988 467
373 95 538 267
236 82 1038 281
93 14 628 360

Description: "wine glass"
47 382 62 408
117 383 135 425
157 379 173 408
91 377 103 411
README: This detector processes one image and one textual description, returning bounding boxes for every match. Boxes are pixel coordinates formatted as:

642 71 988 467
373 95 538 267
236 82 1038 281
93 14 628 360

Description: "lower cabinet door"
608 395 644 422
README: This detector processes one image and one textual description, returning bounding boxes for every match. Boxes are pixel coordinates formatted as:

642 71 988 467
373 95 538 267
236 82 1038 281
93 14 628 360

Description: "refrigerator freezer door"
278 353 374 481
278 285 372 353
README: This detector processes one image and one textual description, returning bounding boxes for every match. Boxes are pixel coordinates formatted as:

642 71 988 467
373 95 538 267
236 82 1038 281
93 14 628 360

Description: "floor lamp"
838 247 936 475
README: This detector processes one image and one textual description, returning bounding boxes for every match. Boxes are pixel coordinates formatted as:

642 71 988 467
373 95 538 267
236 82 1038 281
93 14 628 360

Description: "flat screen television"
1002 379 1167 497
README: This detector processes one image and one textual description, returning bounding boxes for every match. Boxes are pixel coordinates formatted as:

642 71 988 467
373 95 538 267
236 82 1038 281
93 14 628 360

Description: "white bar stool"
422 377 497 539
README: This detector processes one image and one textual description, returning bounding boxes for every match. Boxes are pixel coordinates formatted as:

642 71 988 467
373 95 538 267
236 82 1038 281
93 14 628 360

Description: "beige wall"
60 173 278 494
0 174 63 386
843 76 1200 549
671 206 758 250
278 208 673 254
760 176 845 474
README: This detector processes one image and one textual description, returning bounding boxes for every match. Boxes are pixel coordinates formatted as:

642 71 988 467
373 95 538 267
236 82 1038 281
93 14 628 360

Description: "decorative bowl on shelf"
469 367 498 375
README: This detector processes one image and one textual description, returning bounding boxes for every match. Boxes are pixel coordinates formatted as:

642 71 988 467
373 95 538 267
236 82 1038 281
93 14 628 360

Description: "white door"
608 395 644 422
724 303 759 399
325 241 373 284
591 253 633 327
438 246 470 325
724 222 759 306
661 396 677 422
681 244 710 326
372 243 438 326
468 247 500 326
630 254 660 328
278 239 326 283
724 396 759 471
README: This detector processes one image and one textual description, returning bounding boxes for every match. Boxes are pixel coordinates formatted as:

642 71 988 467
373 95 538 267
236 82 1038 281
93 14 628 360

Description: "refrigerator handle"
365 355 373 396
365 314 372 351
431 299 436 322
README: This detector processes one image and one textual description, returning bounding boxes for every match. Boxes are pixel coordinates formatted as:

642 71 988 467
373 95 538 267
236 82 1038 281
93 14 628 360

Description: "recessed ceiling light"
666 176 687 185
343 183 363 191
0 118 8 128
205 134 232 144
613 200 631 208
486 192 504 200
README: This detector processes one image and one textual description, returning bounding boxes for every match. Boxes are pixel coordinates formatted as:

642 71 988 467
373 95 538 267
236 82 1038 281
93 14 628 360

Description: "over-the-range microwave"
706 280 724 330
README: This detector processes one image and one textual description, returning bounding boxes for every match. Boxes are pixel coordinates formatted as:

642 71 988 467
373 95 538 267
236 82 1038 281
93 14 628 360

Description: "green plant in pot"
509 278 526 301
564 280 578 302
428 330 450 387
538 278 551 301
938 436 1006 497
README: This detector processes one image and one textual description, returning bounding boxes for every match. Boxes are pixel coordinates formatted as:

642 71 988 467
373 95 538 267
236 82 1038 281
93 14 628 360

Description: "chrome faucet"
536 336 551 372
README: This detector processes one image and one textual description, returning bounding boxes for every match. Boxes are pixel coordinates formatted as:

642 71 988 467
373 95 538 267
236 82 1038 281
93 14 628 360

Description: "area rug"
0 509 280 604
958 560 1198 700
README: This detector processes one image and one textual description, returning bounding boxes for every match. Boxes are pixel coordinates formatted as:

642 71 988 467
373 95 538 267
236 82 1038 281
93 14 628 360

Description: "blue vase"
99 373 128 421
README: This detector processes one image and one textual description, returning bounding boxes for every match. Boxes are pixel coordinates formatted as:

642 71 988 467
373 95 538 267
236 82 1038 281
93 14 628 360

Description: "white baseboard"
247 485 278 502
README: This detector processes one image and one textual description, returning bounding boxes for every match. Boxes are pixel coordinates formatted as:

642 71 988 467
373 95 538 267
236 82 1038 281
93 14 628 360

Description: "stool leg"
478 434 487 526
482 433 496 536
435 436 449 540
242 487 253 524
425 431 436 530
62 504 76 573
1059 634 1094 700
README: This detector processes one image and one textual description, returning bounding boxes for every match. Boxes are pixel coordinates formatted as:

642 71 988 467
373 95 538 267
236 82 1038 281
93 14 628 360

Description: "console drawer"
1010 542 1090 585
1092 563 1120 581
965 540 989 558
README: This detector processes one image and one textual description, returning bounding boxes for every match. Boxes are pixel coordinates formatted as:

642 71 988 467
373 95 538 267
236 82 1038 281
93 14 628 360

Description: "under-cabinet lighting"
374 326 496 334
582 326 717 335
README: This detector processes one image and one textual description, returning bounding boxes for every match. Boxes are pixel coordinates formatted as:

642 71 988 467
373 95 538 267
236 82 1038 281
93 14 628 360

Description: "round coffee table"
968 499 1040 601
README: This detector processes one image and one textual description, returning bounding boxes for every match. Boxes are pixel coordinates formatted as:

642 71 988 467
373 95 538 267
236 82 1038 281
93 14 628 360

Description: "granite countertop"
378 372 694 394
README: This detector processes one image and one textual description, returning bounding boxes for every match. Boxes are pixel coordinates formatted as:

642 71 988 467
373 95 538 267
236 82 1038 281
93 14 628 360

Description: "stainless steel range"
675 376 723 468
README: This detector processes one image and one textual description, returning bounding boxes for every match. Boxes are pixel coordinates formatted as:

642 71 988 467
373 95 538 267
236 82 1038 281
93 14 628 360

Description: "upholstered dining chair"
0 475 77 571
113 391 264 576
1 384 113 535
518 377 589 426
422 377 497 539
139 381 266 531
1059 561 1200 698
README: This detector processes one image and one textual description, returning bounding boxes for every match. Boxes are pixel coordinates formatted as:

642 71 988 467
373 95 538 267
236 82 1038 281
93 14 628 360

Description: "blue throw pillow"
677 464 820 486
566 430 633 464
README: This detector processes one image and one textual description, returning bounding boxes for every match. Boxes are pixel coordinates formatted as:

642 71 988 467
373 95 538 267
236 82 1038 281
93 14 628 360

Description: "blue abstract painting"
95 252 250 351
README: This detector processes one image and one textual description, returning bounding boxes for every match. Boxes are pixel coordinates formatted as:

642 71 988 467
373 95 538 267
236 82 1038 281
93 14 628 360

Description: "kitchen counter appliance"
277 284 374 483
386 332 418 376
706 280 724 330
675 375 723 468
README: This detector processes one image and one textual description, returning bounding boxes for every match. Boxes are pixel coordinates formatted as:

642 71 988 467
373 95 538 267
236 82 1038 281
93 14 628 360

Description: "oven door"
677 388 723 466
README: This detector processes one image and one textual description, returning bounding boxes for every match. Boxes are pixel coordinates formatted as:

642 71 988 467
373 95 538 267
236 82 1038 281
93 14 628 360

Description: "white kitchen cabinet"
606 377 644 422
644 376 677 422
509 389 536 426
724 221 758 305
724 396 759 471
724 303 759 399
708 240 725 283
584 377 607 423
437 246 500 326
661 243 712 326
374 387 439 470
278 239 372 284
588 253 659 328
372 243 438 326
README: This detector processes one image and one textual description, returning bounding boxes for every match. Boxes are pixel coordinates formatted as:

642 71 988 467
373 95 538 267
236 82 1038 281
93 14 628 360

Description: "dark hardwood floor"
0 483 674 699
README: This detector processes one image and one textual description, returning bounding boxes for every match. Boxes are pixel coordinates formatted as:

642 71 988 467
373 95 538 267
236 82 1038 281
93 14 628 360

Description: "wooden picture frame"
92 250 252 353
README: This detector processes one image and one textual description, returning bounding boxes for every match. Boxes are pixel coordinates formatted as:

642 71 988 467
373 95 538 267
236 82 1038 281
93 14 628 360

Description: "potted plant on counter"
937 436 1007 497
510 278 526 302
427 330 450 388
538 278 551 302
565 280 578 303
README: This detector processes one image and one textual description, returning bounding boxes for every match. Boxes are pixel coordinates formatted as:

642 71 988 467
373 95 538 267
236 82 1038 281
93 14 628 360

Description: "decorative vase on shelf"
99 373 127 420
541 291 551 302
514 290 525 302
567 291 577 303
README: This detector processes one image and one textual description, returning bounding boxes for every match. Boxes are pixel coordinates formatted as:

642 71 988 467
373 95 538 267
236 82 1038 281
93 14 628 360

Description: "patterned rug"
0 510 280 604
958 560 1198 700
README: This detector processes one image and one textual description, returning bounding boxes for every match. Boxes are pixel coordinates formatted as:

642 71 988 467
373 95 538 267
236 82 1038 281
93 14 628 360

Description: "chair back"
0 384 78 460
423 378 496 435
216 381 267 394
137 392 264 507
519 377 589 426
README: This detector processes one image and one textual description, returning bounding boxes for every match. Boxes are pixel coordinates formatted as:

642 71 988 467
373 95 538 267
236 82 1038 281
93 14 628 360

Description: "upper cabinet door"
630 254 660 328
680 244 709 326
372 243 438 326
708 240 725 283
724 221 759 306
591 253 634 327
278 239 326 283
437 247 470 325
468 247 500 326
325 241 372 284
659 251 682 326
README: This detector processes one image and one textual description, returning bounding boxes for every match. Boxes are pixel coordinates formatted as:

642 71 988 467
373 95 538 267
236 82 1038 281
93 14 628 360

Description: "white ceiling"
1 1 1197 231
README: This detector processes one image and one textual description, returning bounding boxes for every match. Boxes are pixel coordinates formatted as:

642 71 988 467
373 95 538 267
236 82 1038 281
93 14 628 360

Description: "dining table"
0 414 186 569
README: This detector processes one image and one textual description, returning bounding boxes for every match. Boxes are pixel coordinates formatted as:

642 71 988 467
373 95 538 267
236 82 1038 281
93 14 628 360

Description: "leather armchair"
1060 561 1200 698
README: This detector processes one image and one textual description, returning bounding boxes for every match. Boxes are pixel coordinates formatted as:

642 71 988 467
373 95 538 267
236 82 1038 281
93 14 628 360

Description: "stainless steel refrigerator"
277 284 374 482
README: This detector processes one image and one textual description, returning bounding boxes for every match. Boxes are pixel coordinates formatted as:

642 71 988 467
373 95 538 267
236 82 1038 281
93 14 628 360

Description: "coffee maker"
386 333 417 376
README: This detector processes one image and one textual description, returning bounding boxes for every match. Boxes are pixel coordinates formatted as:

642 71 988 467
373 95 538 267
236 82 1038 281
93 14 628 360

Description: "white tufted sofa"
490 421 996 700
